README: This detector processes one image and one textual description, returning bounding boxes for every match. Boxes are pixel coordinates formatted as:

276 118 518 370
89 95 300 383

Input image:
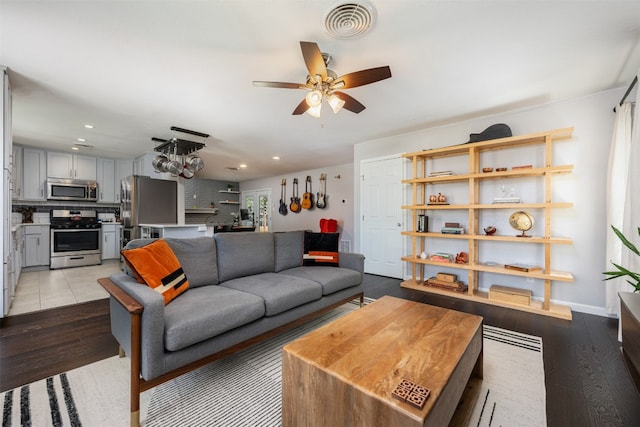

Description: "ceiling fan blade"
292 98 310 115
333 91 366 114
300 41 327 82
253 81 306 89
335 66 392 89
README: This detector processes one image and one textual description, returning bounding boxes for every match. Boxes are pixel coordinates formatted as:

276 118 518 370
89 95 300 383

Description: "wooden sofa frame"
98 277 364 427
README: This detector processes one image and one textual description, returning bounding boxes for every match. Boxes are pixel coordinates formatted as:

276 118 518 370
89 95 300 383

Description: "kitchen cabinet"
22 148 47 200
97 158 116 202
10 225 23 304
2 66 10 316
134 153 170 179
47 152 97 180
11 145 21 199
23 225 49 267
400 127 574 320
101 223 122 260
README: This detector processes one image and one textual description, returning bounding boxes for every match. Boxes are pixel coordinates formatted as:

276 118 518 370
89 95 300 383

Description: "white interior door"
360 156 404 278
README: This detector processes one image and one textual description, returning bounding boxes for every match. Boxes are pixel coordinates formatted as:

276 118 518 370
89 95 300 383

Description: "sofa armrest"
102 272 167 380
339 252 365 277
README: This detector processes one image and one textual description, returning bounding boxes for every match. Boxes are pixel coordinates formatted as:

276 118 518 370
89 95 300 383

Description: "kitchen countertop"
12 222 50 231
139 223 207 230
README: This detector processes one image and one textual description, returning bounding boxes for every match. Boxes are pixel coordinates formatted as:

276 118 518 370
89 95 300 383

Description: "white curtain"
606 73 640 341
606 102 633 317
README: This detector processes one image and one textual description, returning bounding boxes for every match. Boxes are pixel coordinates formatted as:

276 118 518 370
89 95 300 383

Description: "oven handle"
51 228 101 232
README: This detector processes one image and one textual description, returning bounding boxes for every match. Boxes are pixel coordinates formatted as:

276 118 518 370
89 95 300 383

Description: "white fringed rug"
1 305 545 427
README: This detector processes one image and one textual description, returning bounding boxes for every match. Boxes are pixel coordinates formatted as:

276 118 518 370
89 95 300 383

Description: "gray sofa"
99 230 364 427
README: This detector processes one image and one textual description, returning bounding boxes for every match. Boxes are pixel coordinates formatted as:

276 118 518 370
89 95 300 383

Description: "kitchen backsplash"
184 178 240 225
12 203 120 223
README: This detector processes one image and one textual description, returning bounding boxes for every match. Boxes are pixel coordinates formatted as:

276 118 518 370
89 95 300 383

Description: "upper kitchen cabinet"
98 158 133 203
22 148 47 200
134 153 170 179
11 145 21 199
47 152 97 180
97 158 116 202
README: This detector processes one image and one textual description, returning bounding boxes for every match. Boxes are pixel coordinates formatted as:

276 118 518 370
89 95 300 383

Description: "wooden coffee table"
281 296 483 427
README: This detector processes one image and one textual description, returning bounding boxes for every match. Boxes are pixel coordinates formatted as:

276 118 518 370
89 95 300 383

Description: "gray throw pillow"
165 237 219 287
274 231 304 272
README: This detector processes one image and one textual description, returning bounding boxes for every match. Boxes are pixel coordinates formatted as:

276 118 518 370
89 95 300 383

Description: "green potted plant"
603 225 640 292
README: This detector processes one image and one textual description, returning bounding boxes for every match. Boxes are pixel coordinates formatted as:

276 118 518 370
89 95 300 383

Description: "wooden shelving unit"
400 127 575 320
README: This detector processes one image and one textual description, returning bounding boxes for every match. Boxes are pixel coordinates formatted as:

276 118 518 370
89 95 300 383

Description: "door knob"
397 222 401 227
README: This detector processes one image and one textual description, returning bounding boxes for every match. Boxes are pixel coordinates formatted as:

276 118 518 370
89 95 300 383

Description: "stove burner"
50 209 101 230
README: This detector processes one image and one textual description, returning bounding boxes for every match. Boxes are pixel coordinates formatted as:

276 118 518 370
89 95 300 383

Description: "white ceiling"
2 1 640 181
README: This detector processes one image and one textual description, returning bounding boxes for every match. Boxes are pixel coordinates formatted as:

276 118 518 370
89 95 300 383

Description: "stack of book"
424 272 468 293
492 196 521 204
441 226 465 234
428 253 454 262
428 170 453 177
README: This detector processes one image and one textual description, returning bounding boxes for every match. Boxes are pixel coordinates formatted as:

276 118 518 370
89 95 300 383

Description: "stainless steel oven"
50 210 102 269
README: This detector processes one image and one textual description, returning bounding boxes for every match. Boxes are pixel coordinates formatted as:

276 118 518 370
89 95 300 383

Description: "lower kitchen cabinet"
101 224 122 260
23 225 50 267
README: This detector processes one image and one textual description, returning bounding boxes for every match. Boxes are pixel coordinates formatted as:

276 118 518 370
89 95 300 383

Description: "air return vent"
322 1 377 40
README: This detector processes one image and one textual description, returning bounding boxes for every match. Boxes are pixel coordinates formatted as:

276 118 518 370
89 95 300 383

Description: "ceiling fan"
253 41 392 117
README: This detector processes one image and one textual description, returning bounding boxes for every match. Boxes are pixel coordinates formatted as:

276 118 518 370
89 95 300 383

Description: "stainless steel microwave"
47 178 98 202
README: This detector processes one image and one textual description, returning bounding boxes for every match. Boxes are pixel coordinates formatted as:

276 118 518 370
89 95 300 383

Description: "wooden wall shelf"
401 127 575 320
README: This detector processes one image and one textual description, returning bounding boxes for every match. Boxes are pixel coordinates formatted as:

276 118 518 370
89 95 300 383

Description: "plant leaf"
612 225 640 256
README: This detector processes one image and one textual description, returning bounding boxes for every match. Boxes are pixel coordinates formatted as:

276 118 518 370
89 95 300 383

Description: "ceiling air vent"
322 1 377 40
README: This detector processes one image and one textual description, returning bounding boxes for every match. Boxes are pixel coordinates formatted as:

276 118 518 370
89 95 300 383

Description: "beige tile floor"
8 260 123 316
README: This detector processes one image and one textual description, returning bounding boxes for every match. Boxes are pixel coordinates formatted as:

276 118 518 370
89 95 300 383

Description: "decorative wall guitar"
290 178 301 213
279 178 288 216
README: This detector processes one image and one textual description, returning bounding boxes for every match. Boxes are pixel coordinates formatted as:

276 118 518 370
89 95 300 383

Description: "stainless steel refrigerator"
120 175 177 244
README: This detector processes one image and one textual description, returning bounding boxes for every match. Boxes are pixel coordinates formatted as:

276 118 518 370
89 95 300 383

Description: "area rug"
1 303 545 427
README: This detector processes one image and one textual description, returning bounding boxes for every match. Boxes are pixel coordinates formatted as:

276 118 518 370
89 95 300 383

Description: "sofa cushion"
220 272 322 316
165 237 218 287
274 231 304 272
121 239 189 305
303 231 340 267
215 232 275 282
164 286 265 352
279 266 362 296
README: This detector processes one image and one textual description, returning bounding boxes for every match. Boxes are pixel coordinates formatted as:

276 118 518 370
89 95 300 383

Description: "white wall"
240 163 355 247
354 88 625 316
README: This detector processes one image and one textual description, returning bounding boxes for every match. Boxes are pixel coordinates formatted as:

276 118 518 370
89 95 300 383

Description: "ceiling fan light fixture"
327 93 345 114
306 103 322 118
305 89 323 107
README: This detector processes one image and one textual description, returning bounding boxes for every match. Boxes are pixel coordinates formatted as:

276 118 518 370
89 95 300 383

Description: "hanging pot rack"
152 137 205 156
152 126 209 155
151 126 209 177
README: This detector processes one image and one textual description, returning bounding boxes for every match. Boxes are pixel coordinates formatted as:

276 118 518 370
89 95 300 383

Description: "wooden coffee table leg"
449 348 483 427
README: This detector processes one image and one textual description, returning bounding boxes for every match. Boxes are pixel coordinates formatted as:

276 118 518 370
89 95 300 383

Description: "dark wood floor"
0 298 118 393
2 274 639 426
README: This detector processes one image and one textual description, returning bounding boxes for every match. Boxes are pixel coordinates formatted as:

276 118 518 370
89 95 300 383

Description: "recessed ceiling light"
272 156 280 160
240 164 247 168
77 138 86 142
71 146 79 151
84 124 94 129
